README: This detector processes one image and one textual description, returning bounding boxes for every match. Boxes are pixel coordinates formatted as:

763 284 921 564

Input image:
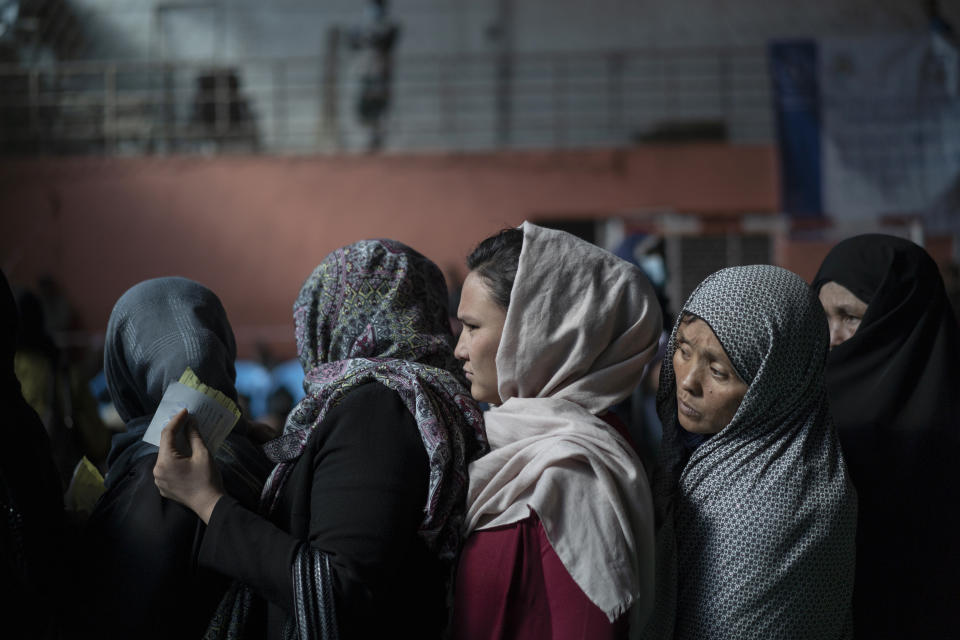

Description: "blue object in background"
89 369 109 404
270 359 306 404
235 360 273 418
770 39 823 218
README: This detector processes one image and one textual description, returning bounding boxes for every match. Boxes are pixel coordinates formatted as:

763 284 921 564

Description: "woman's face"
818 281 868 349
673 318 748 435
454 271 507 405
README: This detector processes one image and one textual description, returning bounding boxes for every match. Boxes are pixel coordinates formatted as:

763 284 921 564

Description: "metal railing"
0 46 774 155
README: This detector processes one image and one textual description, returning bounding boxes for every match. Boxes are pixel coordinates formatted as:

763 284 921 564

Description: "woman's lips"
677 397 700 418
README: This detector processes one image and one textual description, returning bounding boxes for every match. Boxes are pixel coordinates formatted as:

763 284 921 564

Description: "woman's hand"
153 409 224 524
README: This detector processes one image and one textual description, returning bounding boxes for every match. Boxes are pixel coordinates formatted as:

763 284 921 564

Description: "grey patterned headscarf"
643 265 856 640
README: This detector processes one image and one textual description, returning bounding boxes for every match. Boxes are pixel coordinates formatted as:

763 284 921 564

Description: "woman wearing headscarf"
812 234 960 637
452 222 661 639
153 240 486 639
641 265 857 639
73 277 273 639
1 270 67 640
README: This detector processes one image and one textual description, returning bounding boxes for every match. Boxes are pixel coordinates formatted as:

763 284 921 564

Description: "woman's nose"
678 364 700 395
827 320 844 349
454 332 468 360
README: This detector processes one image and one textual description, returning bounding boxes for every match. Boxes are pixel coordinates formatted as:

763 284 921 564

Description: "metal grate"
0 45 774 155
666 233 772 315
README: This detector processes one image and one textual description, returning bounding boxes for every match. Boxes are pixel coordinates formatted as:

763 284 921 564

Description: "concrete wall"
1 144 777 356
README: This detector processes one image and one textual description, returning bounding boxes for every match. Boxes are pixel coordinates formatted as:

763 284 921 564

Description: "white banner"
819 33 960 230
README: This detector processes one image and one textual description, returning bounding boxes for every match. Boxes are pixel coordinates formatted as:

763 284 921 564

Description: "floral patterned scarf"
261 238 486 557
206 240 485 640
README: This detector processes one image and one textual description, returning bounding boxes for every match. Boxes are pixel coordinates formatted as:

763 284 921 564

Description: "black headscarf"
812 234 960 637
0 270 66 639
813 234 960 431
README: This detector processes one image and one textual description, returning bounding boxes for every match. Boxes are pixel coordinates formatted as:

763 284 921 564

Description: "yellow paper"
66 456 106 520
178 366 241 420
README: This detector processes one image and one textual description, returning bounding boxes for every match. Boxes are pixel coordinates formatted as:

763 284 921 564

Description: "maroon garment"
452 514 627 640
599 410 637 454
452 413 632 640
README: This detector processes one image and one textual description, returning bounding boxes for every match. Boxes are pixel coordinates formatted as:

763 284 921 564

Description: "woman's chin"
678 415 708 435
472 388 499 407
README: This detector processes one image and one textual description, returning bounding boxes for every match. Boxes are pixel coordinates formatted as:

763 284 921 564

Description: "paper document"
142 367 241 454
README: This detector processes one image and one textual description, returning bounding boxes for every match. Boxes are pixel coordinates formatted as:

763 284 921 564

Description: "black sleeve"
199 383 430 617
199 493 298 609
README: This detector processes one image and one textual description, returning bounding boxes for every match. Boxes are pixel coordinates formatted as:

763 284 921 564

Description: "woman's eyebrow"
698 346 721 362
705 351 729 366
692 341 732 369
836 304 864 315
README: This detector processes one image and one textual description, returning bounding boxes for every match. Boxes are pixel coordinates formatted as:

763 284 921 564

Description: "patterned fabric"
204 581 256 640
290 546 339 640
643 265 857 640
206 240 485 640
261 239 486 556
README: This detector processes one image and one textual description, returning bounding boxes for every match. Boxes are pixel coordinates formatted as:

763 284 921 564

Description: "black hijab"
812 234 960 637
812 234 960 431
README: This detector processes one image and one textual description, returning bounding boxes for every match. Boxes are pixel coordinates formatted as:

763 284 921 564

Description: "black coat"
200 381 447 639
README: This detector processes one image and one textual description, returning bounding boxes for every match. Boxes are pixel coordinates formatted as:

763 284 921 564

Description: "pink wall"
1 146 778 358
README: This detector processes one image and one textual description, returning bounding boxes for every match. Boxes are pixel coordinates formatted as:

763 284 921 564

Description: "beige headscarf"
464 221 661 623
